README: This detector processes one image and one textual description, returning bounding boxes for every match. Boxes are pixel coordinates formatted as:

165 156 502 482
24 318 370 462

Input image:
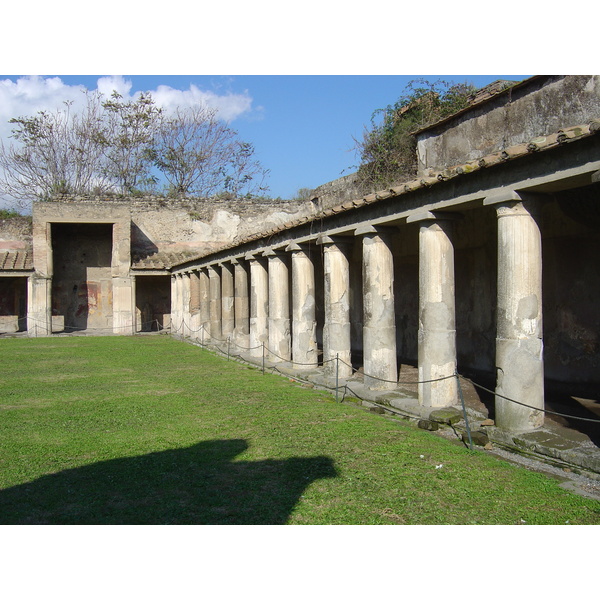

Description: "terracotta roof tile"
0 250 33 271
168 120 600 270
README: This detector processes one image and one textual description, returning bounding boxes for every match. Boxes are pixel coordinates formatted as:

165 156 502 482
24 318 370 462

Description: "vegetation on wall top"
354 79 477 191
0 91 270 207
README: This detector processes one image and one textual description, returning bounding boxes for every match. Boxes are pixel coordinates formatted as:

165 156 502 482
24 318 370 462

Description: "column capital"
285 241 311 253
406 210 463 224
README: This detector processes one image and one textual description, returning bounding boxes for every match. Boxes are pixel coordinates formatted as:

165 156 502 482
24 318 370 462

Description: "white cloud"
152 84 253 122
0 76 89 140
0 75 257 209
0 75 255 141
96 75 133 98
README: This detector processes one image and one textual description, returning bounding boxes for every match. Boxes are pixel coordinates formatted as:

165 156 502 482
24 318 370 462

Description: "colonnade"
172 191 545 433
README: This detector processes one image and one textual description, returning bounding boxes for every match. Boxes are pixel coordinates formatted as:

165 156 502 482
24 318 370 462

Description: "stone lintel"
353 224 399 236
262 247 287 257
483 189 547 206
316 234 353 246
406 210 463 224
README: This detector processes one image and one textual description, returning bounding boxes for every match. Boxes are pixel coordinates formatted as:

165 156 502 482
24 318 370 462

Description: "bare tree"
0 90 270 206
151 105 269 198
99 91 162 193
0 91 109 205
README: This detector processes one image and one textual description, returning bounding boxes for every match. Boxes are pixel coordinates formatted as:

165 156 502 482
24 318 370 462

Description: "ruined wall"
416 75 600 174
40 196 319 262
0 217 32 250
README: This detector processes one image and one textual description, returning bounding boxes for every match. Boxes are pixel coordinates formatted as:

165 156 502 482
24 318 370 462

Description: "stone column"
181 272 192 338
265 249 291 362
189 271 201 341
407 211 459 407
28 275 52 336
221 262 235 340
287 242 318 369
356 225 397 390
170 275 179 335
111 220 134 335
317 235 352 378
29 219 52 336
208 265 222 340
484 191 545 431
198 268 210 344
113 276 135 335
233 259 250 349
247 254 269 358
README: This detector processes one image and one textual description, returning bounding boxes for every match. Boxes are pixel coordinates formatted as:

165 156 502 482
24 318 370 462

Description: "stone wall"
31 196 320 262
0 217 32 250
415 75 600 175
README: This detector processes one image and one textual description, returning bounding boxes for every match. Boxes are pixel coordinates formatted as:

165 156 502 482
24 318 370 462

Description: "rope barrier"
172 325 600 427
458 374 600 424
13 312 599 427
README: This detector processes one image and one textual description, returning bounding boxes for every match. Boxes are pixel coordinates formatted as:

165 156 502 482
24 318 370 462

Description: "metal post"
262 342 265 375
335 353 339 403
456 372 473 450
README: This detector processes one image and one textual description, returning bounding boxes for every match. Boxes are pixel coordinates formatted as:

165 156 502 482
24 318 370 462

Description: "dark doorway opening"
135 275 171 331
51 223 113 332
0 276 27 332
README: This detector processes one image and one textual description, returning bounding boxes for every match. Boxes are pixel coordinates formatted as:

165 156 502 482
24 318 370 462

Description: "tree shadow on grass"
0 439 337 525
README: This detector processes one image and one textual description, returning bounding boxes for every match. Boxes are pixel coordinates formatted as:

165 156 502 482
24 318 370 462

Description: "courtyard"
0 334 598 525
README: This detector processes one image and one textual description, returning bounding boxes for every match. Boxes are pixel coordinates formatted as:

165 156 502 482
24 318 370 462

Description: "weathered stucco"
416 75 600 175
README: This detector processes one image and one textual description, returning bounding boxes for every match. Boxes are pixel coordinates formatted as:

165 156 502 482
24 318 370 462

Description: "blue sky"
0 74 528 204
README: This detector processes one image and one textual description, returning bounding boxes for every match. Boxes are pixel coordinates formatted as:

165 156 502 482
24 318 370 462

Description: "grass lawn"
0 334 598 525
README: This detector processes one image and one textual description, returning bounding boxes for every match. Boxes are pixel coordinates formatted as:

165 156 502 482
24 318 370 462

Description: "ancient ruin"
1 75 599 453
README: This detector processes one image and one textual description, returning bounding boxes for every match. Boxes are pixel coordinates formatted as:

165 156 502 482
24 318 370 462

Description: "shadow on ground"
0 439 337 525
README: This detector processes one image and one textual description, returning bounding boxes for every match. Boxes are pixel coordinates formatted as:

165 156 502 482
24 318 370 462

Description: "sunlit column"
317 235 352 378
484 191 545 431
287 242 318 369
356 225 397 390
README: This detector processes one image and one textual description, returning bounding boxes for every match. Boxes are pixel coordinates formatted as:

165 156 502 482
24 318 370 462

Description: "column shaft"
494 200 544 430
320 238 352 378
289 244 318 369
417 218 458 407
170 275 180 336
249 257 269 358
208 266 222 340
234 260 250 348
198 269 210 343
221 263 235 338
361 229 397 390
267 251 291 362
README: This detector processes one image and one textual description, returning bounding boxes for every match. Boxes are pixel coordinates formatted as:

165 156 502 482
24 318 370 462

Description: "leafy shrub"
355 79 477 191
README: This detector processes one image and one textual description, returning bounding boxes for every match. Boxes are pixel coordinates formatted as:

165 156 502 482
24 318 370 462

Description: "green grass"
0 335 598 525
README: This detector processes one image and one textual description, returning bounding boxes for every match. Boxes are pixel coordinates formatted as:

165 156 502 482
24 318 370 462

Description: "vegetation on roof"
354 79 478 191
